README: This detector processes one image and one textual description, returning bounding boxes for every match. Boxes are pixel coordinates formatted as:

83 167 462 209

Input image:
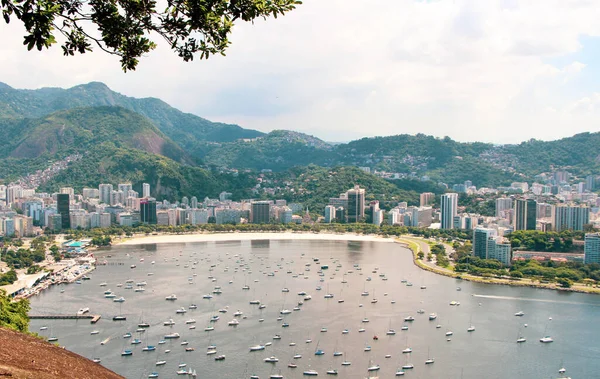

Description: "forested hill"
0 81 264 156
0 106 191 164
1 81 599 188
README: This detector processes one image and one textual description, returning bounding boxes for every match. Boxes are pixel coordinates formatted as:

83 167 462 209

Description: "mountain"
0 82 264 154
2 81 599 190
36 143 257 200
0 105 255 200
0 106 191 164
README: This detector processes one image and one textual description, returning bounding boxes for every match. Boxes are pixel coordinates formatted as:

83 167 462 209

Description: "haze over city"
2 0 600 143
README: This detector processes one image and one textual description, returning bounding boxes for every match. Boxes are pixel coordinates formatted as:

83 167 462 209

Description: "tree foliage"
508 230 584 252
1 0 302 71
0 289 30 332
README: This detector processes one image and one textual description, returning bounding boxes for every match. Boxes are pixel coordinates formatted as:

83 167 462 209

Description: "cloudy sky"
1 0 600 144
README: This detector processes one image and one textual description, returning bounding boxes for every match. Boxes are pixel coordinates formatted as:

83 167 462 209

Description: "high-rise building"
346 186 366 223
410 206 433 227
440 193 458 229
142 183 150 198
490 239 512 266
372 209 384 226
118 183 132 194
190 196 198 209
324 205 336 223
420 192 435 207
219 192 233 202
552 204 590 232
472 227 512 265
82 188 99 199
473 228 496 259
495 197 513 218
216 209 241 224
514 199 536 230
584 233 600 264
586 175 596 191
140 198 157 224
56 193 70 229
251 201 271 224
59 187 75 200
181 197 189 207
99 184 113 204
189 209 209 225
279 207 293 224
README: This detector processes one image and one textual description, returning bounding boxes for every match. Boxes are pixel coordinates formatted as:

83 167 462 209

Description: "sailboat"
314 341 325 355
516 325 526 343
386 319 396 335
367 360 380 371
540 319 554 343
425 347 434 364
467 315 475 332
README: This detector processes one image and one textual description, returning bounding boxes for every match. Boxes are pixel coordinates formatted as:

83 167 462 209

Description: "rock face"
0 327 124 379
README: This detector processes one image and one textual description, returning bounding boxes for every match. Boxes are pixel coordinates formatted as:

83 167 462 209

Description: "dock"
29 314 102 324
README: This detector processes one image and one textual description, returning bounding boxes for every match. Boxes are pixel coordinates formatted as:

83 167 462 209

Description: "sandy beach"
117 232 397 246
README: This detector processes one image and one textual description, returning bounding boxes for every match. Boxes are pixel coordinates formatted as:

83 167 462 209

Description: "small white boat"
515 311 525 317
165 294 177 301
264 356 279 363
228 319 240 326
540 336 554 343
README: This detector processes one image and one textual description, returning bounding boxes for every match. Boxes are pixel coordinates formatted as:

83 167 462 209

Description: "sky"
1 0 600 144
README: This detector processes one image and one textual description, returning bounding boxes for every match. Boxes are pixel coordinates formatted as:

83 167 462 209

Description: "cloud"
1 0 600 143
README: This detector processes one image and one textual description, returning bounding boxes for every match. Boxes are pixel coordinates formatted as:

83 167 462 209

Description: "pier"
29 314 102 324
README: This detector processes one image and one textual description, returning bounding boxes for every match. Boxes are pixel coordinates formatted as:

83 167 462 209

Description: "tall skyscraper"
586 175 596 191
440 193 458 229
584 233 600 264
420 192 434 207
190 196 198 209
552 204 590 232
495 197 513 218
346 186 366 223
514 199 536 230
473 228 496 259
142 183 150 198
56 193 71 229
472 227 512 265
140 198 157 224
324 205 336 223
99 184 113 204
251 201 271 224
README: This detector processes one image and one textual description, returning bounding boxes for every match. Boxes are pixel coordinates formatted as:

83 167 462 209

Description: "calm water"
29 239 600 379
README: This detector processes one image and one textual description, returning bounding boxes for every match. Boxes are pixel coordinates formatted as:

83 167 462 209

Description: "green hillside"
502 133 600 176
37 143 256 201
0 106 191 164
276 165 423 212
0 82 264 153
200 130 337 170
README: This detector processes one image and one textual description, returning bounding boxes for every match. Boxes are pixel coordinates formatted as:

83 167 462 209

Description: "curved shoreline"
116 231 396 245
112 231 600 295
396 237 600 295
